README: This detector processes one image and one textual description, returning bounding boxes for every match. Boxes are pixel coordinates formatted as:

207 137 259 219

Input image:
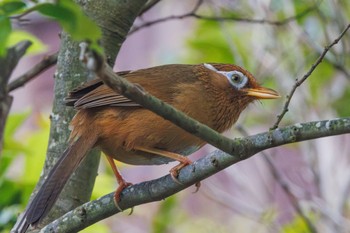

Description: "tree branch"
0 41 32 154
129 1 317 35
8 52 58 92
40 117 350 233
272 23 350 129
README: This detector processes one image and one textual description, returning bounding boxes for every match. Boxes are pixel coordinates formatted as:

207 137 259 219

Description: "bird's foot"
113 179 133 211
170 160 201 192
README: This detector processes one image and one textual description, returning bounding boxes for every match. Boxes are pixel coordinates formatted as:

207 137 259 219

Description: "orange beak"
243 86 280 99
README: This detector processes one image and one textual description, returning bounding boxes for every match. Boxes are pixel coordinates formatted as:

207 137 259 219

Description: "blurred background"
1 0 350 232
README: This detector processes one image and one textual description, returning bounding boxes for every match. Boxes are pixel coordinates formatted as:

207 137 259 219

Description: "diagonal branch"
8 52 58 92
40 117 350 233
272 23 350 129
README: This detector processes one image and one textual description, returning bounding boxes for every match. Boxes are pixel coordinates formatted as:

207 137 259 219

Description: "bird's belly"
96 108 206 165
101 146 200 165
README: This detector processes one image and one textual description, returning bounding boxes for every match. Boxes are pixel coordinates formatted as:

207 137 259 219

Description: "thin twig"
271 23 350 129
237 126 317 233
130 3 316 35
8 52 58 92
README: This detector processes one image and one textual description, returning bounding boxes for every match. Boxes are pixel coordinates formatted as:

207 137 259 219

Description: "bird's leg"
105 156 132 206
134 146 200 190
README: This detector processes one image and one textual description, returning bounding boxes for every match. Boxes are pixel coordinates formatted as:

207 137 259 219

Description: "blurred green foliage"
282 215 311 233
0 112 112 232
186 21 236 64
6 31 47 55
152 196 178 233
0 0 102 56
334 87 350 117
0 112 48 232
0 1 25 56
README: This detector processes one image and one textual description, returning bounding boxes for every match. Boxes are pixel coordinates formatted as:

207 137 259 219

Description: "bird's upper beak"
243 86 280 99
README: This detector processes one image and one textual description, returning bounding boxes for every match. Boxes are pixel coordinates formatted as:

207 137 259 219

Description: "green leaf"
6 30 47 55
0 1 26 15
36 3 77 32
59 0 101 41
34 0 102 51
0 16 11 57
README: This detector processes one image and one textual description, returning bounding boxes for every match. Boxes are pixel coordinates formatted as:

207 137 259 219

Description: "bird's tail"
13 133 97 233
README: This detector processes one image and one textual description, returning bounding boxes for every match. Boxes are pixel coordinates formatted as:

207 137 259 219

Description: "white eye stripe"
203 63 217 71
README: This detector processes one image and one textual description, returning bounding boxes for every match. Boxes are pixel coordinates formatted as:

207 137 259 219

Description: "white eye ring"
220 71 248 89
203 63 248 89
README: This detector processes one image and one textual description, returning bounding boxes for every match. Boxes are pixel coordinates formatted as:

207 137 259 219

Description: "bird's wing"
64 70 140 109
65 64 196 109
73 84 140 109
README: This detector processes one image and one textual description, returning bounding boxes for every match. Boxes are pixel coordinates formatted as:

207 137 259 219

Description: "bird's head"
203 63 280 104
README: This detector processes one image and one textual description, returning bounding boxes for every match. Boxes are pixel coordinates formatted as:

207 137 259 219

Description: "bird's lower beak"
244 87 280 99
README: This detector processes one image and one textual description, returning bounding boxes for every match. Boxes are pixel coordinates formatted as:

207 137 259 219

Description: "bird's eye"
231 73 242 83
226 71 248 89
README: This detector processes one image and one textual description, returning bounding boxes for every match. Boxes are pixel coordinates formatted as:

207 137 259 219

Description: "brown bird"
15 63 279 232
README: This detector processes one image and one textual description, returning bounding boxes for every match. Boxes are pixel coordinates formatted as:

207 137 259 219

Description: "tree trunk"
35 0 148 228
